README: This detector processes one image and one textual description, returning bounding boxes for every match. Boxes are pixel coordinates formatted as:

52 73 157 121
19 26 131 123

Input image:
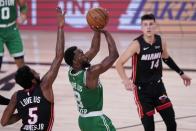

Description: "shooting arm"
89 31 119 76
85 31 101 61
86 31 118 89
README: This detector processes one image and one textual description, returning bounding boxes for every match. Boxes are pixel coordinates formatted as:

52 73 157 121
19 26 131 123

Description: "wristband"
163 56 184 76
179 70 184 76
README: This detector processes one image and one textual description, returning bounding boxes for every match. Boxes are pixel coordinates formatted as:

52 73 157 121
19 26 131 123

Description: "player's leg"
134 85 155 131
141 115 155 131
100 115 116 131
159 107 177 131
14 56 25 68
154 81 177 131
78 115 116 131
0 95 10 105
6 26 25 68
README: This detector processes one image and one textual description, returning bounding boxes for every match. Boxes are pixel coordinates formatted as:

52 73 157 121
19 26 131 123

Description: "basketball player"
115 14 191 131
0 7 65 131
0 0 27 72
64 29 118 131
0 0 27 107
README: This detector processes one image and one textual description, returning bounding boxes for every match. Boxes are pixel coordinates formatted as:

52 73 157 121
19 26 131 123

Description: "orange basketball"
86 7 109 29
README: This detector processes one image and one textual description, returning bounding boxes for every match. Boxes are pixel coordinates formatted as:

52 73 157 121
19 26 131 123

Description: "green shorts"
78 114 116 131
0 24 24 57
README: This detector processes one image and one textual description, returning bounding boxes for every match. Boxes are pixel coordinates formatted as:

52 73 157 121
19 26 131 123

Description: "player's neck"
143 35 155 45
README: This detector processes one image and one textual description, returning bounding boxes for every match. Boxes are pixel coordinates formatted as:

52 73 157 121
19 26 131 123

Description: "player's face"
141 20 156 37
73 49 90 69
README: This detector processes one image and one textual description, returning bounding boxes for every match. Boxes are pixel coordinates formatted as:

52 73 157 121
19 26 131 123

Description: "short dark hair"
15 65 34 89
64 46 77 66
141 13 155 22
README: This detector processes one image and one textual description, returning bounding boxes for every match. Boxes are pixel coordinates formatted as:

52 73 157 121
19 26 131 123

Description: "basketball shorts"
0 24 24 57
78 114 116 131
134 79 173 118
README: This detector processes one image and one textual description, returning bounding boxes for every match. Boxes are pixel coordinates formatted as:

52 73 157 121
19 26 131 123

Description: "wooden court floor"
0 31 196 131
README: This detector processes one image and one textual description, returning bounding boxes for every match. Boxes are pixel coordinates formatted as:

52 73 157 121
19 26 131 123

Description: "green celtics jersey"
0 0 17 24
68 68 103 114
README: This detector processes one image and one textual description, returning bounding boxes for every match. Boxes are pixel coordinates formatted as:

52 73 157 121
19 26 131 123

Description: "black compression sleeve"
162 56 184 75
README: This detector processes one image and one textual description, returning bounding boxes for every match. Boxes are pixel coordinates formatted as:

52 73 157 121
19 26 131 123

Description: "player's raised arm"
86 30 119 88
85 7 109 61
85 30 101 62
41 7 65 90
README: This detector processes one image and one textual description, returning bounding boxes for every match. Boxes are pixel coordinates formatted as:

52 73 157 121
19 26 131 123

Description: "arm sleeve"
162 56 184 75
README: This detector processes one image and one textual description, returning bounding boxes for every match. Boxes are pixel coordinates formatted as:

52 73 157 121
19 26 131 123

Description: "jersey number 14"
150 59 160 69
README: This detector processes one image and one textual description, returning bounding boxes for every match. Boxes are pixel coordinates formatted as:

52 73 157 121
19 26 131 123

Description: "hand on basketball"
122 79 135 91
100 29 107 34
86 7 109 30
56 7 65 28
180 74 191 86
90 25 100 32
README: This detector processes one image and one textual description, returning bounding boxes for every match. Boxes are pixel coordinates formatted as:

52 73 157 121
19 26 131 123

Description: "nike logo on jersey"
141 52 162 60
143 47 150 50
155 46 160 49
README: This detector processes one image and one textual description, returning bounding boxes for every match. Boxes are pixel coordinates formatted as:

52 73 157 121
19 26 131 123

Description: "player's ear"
72 59 78 68
32 79 37 84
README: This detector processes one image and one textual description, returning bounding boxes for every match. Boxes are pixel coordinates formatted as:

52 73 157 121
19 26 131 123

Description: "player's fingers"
63 11 66 16
185 79 190 86
187 80 191 86
56 7 62 14
184 80 187 86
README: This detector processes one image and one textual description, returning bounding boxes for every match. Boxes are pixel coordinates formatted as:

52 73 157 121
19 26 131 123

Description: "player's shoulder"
132 34 143 45
10 91 19 102
130 39 140 49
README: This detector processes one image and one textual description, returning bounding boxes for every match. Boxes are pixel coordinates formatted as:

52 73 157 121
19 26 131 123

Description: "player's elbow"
113 53 119 60
110 53 119 64
1 119 7 127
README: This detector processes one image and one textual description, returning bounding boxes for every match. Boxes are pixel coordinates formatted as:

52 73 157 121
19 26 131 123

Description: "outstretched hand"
56 7 65 27
122 79 135 91
180 74 191 86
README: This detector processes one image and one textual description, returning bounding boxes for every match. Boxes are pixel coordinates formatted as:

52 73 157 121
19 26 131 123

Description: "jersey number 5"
28 107 38 124
1 7 10 20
